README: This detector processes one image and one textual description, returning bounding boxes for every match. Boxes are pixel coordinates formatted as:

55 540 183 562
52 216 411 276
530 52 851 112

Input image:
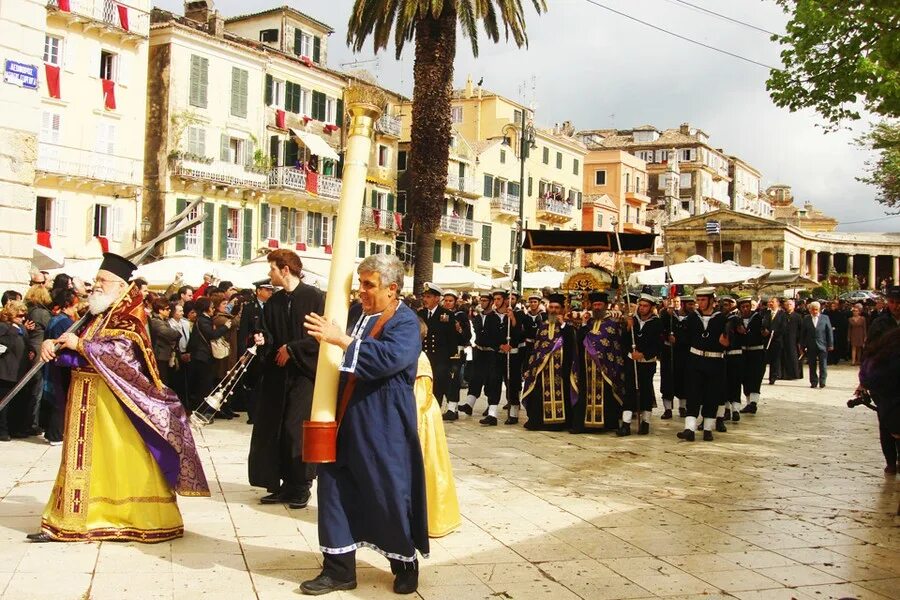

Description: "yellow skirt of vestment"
41 369 184 542
415 354 461 538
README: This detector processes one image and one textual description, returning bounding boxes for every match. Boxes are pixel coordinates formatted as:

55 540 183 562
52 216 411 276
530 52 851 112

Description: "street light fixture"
140 217 152 241
513 112 536 293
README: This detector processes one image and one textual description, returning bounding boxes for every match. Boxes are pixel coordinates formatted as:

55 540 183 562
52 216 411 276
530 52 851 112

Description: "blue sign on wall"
4 60 39 90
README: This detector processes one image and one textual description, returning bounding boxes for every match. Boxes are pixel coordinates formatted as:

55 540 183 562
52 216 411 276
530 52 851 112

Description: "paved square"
0 364 897 599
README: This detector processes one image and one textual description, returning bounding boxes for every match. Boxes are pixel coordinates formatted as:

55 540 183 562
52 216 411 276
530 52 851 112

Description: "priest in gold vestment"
29 253 209 543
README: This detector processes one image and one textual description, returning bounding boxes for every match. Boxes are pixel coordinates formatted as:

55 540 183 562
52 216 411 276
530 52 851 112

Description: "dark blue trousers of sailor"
502 352 523 407
624 360 656 412
485 353 505 406
428 355 450 406
741 349 765 397
725 355 743 406
447 358 464 406
687 355 725 419
467 348 491 399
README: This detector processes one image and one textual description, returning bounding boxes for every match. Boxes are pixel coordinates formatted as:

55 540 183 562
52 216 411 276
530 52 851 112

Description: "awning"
290 128 340 161
33 243 65 270
522 230 656 253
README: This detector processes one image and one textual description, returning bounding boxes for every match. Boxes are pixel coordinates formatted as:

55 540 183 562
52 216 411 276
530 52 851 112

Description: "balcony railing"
48 0 151 37
225 236 241 260
537 198 573 218
174 158 268 190
361 207 401 232
446 173 478 195
438 214 475 237
268 166 343 199
37 142 140 185
490 194 519 215
376 114 401 137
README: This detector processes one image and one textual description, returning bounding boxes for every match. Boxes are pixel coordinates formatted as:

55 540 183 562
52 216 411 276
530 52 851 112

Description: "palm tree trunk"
409 6 456 295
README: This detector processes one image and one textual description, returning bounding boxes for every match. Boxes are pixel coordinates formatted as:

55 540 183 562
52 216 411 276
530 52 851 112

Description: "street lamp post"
515 110 536 293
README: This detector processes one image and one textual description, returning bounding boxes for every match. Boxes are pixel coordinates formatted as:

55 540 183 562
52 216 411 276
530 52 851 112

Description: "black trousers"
190 360 217 411
447 358 464 407
467 348 492 399
502 352 522 407
624 360 656 413
741 349 765 397
767 342 783 383
485 353 505 406
427 355 451 406
725 354 743 406
659 344 674 400
687 355 725 419
322 551 417 582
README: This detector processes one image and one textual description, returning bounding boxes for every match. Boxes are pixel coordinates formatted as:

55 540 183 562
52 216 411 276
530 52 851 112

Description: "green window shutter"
335 98 343 126
370 189 377 207
290 83 301 113
220 133 229 161
231 67 249 118
285 139 299 166
433 240 441 263
358 240 365 258
556 152 562 169
386 193 394 211
463 243 471 266
527 176 533 197
265 74 273 105
370 242 377 255
577 192 583 209
199 58 208 108
175 198 187 251
289 208 297 241
313 36 321 63
481 225 491 261
218 205 229 260
312 91 326 121
269 136 279 166
203 202 214 259
280 206 290 242
189 55 208 108
240 70 248 117
294 29 302 55
242 208 253 261
284 82 293 113
260 202 269 238
483 174 493 197
573 159 579 175
542 147 548 164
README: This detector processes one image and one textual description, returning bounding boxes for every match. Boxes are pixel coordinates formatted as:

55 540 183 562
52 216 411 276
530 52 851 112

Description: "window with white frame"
636 150 654 163
377 144 389 167
184 204 202 252
93 204 110 237
40 111 61 144
325 97 336 124
297 31 313 58
36 197 52 233
226 208 241 260
680 148 694 162
269 78 285 108
596 213 604 229
95 122 116 155
43 35 62 65
266 205 280 240
306 211 330 247
450 106 463 123
187 127 206 157
679 172 692 188
99 50 117 80
594 170 606 185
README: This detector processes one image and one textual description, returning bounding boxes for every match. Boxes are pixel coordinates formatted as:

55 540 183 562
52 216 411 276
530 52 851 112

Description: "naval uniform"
681 310 728 432
740 312 766 408
520 311 546 377
493 311 524 413
447 309 471 408
724 310 745 421
464 310 502 406
621 313 663 430
417 305 456 406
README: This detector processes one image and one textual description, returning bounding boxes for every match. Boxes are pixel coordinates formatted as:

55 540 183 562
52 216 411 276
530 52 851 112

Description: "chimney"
208 11 224 37
679 122 691 135
184 0 214 23
464 76 474 99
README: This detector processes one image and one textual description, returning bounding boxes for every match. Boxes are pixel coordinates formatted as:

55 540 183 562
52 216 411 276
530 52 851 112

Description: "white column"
826 252 835 275
893 256 899 285
733 241 742 265
868 255 877 290
847 254 855 276
810 250 819 281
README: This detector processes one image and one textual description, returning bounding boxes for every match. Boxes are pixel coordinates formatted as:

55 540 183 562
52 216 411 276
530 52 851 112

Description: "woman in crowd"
168 302 191 408
17 285 52 438
186 296 232 414
43 288 80 445
149 297 181 384
847 304 868 366
0 301 30 442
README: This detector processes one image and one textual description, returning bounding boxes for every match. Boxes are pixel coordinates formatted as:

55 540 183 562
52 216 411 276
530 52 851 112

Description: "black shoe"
442 410 458 421
661 409 673 420
26 532 56 543
819 383 826 388
299 574 357 596
286 490 311 510
715 418 728 433
703 430 714 441
768 380 775 385
482 408 489 417
9 431 29 439
676 429 695 441
479 416 498 426
723 409 731 421
260 492 283 505
616 423 631 437
638 421 650 435
393 570 418 594
458 403 473 416
502 403 509 410
0 433 10 442
503 417 519 425
678 407 687 418
246 418 254 425
740 402 757 414
731 411 740 422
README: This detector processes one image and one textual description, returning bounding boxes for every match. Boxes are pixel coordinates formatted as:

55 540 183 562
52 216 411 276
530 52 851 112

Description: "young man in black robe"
762 297 786 385
781 299 804 380
247 250 324 509
618 294 663 436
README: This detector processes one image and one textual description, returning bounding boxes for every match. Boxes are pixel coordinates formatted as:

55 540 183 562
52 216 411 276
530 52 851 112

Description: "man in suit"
801 301 833 389
238 282 274 422
762 297 787 384
417 283 455 407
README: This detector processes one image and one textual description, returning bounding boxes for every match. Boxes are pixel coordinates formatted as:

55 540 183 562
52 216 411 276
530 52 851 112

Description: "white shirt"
812 315 819 328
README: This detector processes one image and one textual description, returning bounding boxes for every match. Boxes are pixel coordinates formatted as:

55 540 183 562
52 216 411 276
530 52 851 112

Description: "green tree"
766 1 900 126
857 120 900 211
347 0 546 292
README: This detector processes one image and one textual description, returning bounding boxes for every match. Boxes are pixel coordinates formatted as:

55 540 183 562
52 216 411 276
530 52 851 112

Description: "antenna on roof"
340 57 379 69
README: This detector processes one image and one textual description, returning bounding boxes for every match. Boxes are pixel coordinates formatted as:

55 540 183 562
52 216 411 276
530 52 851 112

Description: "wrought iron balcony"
376 114 401 137
490 193 519 216
536 197 574 221
174 158 268 190
361 207 401 232
268 166 342 200
446 173 478 196
438 214 475 238
36 142 140 186
47 0 150 38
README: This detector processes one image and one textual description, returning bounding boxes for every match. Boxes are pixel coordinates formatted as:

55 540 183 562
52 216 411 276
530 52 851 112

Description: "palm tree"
347 0 546 293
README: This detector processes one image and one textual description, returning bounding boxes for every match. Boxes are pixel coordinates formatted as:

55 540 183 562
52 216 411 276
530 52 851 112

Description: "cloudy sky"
157 0 897 232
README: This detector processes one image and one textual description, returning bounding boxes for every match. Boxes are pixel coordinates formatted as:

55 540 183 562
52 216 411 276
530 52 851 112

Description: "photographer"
859 285 900 475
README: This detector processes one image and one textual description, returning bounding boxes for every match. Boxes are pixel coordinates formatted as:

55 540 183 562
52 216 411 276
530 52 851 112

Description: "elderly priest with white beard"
28 253 210 543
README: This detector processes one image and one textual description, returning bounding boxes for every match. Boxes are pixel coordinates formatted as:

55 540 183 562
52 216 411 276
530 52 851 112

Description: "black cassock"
781 311 804 380
248 283 325 495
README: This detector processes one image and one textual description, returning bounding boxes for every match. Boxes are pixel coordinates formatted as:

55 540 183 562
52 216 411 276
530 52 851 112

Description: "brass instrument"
191 345 258 426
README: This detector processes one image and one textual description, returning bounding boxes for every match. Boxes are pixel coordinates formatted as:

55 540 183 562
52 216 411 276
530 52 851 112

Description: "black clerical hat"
588 291 608 303
99 252 137 283
548 293 566 305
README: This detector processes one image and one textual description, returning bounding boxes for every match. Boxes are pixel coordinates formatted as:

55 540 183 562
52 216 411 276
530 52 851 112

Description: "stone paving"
0 363 898 600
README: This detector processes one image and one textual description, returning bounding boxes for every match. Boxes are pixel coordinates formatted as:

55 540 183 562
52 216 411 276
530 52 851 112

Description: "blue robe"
317 301 429 562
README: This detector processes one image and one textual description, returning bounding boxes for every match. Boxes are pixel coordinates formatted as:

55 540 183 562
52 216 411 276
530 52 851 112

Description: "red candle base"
302 420 337 463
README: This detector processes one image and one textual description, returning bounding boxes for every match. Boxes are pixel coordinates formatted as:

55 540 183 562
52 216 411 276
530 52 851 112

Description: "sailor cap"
638 293 657 304
442 289 459 298
695 287 716 297
422 282 444 296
